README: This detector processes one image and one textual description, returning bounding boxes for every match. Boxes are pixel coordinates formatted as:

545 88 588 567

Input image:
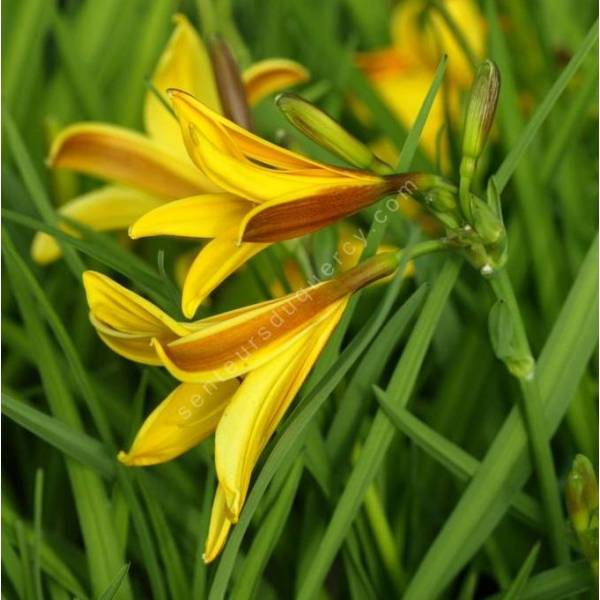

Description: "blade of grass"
296 257 461 600
3 234 132 598
489 270 568 563
98 564 131 600
540 64 598 185
33 469 44 600
209 253 423 600
373 396 542 528
1 392 115 479
403 235 598 598
2 507 88 598
3 112 85 278
501 542 540 600
231 457 304 600
138 474 189 600
487 561 594 600
494 18 598 192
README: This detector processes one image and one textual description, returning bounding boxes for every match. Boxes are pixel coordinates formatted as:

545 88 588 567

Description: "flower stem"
489 268 569 564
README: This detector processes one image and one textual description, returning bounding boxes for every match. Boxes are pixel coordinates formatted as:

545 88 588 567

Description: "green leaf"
373 394 542 528
494 19 598 192
403 236 598 598
296 258 461 600
209 253 424 600
98 564 131 600
501 543 540 600
1 392 114 478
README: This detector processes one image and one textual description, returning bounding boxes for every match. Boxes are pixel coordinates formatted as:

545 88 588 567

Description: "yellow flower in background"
356 0 485 164
130 89 434 317
31 14 309 264
82 251 402 560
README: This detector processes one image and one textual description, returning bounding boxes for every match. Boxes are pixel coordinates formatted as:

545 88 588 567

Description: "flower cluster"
34 3 502 562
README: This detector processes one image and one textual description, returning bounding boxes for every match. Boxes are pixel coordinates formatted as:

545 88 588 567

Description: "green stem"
489 269 569 564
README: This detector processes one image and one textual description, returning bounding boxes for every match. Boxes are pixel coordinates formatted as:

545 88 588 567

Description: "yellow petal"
117 380 238 466
177 122 377 203
129 193 253 240
31 186 165 265
203 486 233 563
180 237 268 319
169 89 353 173
242 59 309 106
153 252 398 381
49 123 220 198
83 271 194 363
215 299 347 518
145 14 221 157
390 0 484 86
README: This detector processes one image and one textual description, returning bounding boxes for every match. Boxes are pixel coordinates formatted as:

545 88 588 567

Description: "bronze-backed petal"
153 252 398 381
49 123 220 198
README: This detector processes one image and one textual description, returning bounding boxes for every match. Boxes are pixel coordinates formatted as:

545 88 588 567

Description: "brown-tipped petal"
153 252 398 382
243 59 309 106
239 180 394 243
49 123 220 198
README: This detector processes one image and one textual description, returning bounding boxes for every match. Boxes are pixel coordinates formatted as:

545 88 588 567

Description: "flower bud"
566 455 599 576
470 194 504 244
276 93 392 173
209 36 253 130
461 60 500 167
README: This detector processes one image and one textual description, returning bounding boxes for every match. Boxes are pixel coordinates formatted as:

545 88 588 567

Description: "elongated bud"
566 455 599 576
470 194 504 244
488 300 535 379
276 93 392 174
462 60 500 167
209 36 253 130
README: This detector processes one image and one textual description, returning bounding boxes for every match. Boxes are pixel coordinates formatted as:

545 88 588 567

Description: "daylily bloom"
31 13 309 264
82 250 402 560
356 0 485 164
129 89 441 317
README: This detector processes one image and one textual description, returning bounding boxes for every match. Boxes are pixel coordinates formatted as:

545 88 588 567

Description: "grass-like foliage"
2 1 598 599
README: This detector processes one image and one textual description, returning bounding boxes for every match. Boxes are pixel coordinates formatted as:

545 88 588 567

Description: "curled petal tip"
117 450 133 465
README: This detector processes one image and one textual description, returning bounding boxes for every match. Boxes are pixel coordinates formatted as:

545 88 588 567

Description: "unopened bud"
276 93 392 173
566 455 599 576
209 36 253 130
462 60 500 166
470 194 504 244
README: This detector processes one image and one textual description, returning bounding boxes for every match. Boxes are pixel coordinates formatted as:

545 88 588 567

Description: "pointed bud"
470 194 505 244
209 36 253 130
566 455 599 576
462 60 500 167
276 93 392 173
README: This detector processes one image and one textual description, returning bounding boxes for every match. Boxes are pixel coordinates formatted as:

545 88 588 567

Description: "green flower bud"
276 93 392 173
470 194 505 244
462 60 501 167
566 455 599 577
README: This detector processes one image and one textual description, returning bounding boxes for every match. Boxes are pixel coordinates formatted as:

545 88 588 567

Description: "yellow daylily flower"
356 0 485 164
83 251 401 561
130 89 434 317
32 13 309 265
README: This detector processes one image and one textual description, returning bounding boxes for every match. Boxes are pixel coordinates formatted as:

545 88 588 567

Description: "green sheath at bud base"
276 93 392 174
